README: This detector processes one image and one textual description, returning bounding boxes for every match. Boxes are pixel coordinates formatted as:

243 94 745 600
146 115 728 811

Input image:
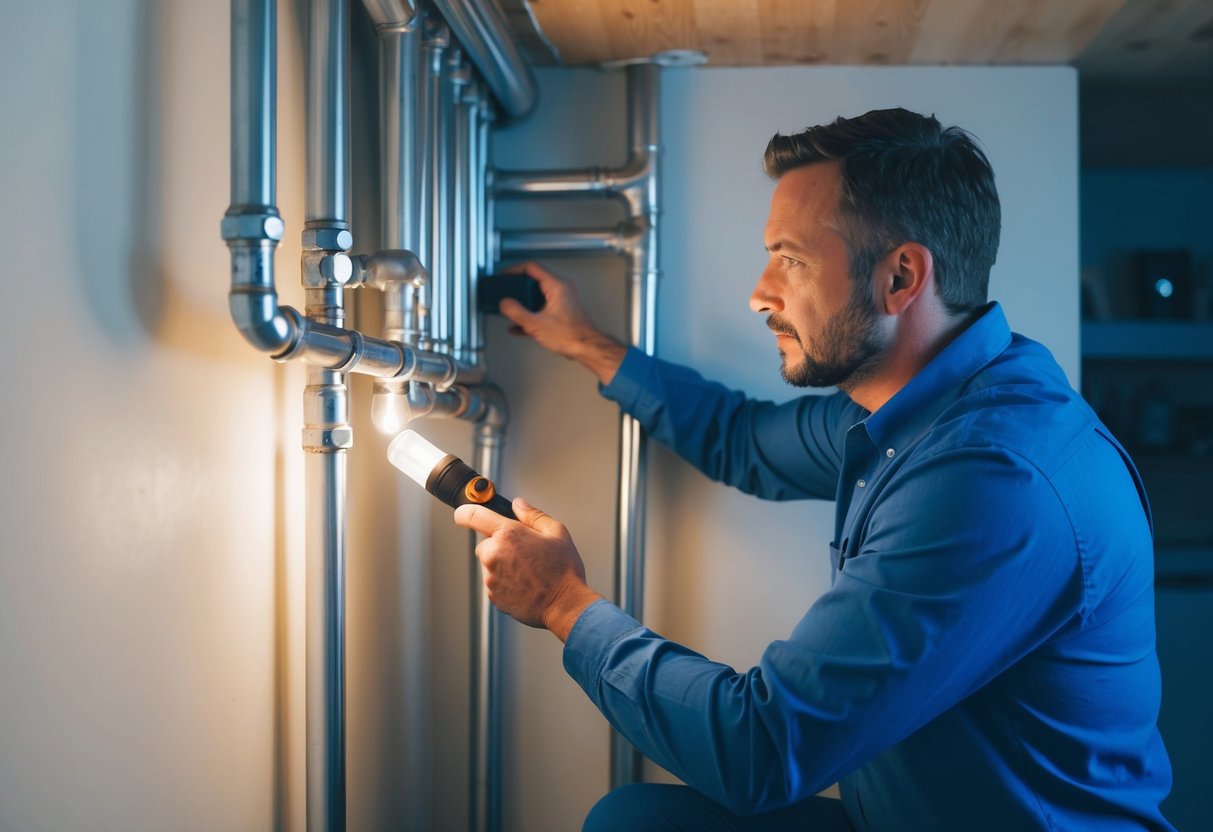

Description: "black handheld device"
478 273 545 315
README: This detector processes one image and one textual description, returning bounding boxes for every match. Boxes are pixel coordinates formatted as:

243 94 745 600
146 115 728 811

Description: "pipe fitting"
353 249 429 291
302 225 354 251
301 251 355 288
221 210 286 241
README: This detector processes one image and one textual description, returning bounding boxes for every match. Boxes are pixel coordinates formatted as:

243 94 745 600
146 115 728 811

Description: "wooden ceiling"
513 0 1213 82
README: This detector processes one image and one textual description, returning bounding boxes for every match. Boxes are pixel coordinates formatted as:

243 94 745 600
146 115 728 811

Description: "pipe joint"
302 224 354 252
353 249 429 291
360 0 416 32
221 209 286 242
303 250 356 288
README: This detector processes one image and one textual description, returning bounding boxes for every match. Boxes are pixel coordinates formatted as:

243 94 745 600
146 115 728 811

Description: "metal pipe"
430 0 536 120
223 0 294 354
609 60 661 793
468 386 508 832
498 225 641 259
307 0 350 226
360 0 414 31
423 22 451 353
492 63 662 791
449 55 473 364
304 2 352 828
304 365 349 832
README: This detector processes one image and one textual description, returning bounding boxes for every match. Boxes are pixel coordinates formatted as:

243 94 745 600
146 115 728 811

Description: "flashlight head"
387 430 449 489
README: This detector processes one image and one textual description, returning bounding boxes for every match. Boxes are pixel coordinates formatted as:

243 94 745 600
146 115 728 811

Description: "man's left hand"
454 498 604 642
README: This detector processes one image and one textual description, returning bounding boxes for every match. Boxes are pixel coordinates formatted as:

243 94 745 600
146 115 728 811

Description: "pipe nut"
301 227 354 252
220 212 285 242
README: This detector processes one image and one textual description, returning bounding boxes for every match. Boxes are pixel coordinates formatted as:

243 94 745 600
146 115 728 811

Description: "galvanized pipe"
423 23 451 353
468 386 508 832
430 0 536 120
360 0 414 31
303 1 352 828
492 63 662 790
449 54 473 364
223 0 293 354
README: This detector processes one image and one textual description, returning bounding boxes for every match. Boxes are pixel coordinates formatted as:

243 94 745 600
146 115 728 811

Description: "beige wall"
0 1 308 829
0 5 1079 831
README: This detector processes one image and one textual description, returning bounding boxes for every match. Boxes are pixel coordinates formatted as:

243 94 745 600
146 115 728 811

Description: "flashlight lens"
387 430 448 487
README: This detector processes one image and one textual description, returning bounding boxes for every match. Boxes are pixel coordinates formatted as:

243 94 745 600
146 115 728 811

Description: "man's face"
752 162 886 391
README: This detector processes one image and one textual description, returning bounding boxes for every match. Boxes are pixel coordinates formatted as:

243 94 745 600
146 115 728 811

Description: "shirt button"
857 479 866 488
886 448 895 458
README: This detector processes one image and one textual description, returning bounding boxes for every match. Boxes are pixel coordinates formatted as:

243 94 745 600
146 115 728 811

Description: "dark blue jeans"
583 784 856 832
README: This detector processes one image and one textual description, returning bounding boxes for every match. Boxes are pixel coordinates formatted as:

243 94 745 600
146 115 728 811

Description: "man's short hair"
763 108 1001 314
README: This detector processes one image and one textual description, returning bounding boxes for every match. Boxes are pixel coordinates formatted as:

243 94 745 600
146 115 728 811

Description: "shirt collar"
862 302 1012 450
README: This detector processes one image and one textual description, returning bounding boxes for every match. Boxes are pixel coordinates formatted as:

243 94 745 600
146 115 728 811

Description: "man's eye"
782 256 802 268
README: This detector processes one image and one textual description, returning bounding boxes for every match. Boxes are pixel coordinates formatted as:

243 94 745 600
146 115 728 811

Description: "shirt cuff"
599 346 653 409
562 599 646 691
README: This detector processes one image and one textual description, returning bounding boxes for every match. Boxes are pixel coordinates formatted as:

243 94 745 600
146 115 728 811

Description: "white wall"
468 64 1079 831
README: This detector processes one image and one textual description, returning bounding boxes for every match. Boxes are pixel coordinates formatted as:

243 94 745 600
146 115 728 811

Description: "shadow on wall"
72 0 164 347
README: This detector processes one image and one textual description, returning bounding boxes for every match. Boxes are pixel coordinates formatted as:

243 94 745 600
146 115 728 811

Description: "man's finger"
453 503 514 536
498 296 535 328
512 498 565 537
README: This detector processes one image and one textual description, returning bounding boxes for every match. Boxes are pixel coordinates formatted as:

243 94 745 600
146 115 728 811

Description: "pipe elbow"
229 289 300 353
467 382 508 430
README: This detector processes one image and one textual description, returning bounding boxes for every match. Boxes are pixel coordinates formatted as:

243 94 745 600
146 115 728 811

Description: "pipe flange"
221 211 285 242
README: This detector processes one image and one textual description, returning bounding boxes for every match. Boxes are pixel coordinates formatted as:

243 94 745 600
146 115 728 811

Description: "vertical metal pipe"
307 0 349 225
471 415 506 832
304 1 351 829
304 368 350 832
449 56 472 364
231 0 275 211
424 24 451 353
610 62 661 792
373 11 420 430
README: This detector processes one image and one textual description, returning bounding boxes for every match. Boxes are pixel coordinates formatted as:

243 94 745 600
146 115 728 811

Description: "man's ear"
876 243 934 315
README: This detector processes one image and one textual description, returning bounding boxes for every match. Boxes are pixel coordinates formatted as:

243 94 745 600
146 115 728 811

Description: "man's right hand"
498 261 628 385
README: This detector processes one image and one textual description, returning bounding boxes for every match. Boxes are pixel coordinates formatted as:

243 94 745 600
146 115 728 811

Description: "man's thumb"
512 497 557 533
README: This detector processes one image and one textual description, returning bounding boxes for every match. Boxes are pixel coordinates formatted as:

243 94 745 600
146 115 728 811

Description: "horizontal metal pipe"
497 227 632 259
430 0 536 120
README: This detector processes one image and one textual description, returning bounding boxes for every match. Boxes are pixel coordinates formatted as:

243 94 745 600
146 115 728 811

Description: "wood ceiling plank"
691 0 764 65
909 0 1017 63
527 0 615 64
597 0 700 62
991 0 1126 63
757 0 837 65
831 0 930 64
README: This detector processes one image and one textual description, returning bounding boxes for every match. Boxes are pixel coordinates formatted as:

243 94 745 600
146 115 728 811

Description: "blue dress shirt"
564 303 1174 830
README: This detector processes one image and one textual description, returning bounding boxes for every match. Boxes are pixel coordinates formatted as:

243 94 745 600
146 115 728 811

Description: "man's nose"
749 264 783 314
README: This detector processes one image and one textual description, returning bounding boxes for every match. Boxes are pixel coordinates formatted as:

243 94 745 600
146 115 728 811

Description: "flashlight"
387 430 517 519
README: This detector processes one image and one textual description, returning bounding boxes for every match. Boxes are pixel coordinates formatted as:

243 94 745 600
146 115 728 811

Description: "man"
453 108 1174 830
